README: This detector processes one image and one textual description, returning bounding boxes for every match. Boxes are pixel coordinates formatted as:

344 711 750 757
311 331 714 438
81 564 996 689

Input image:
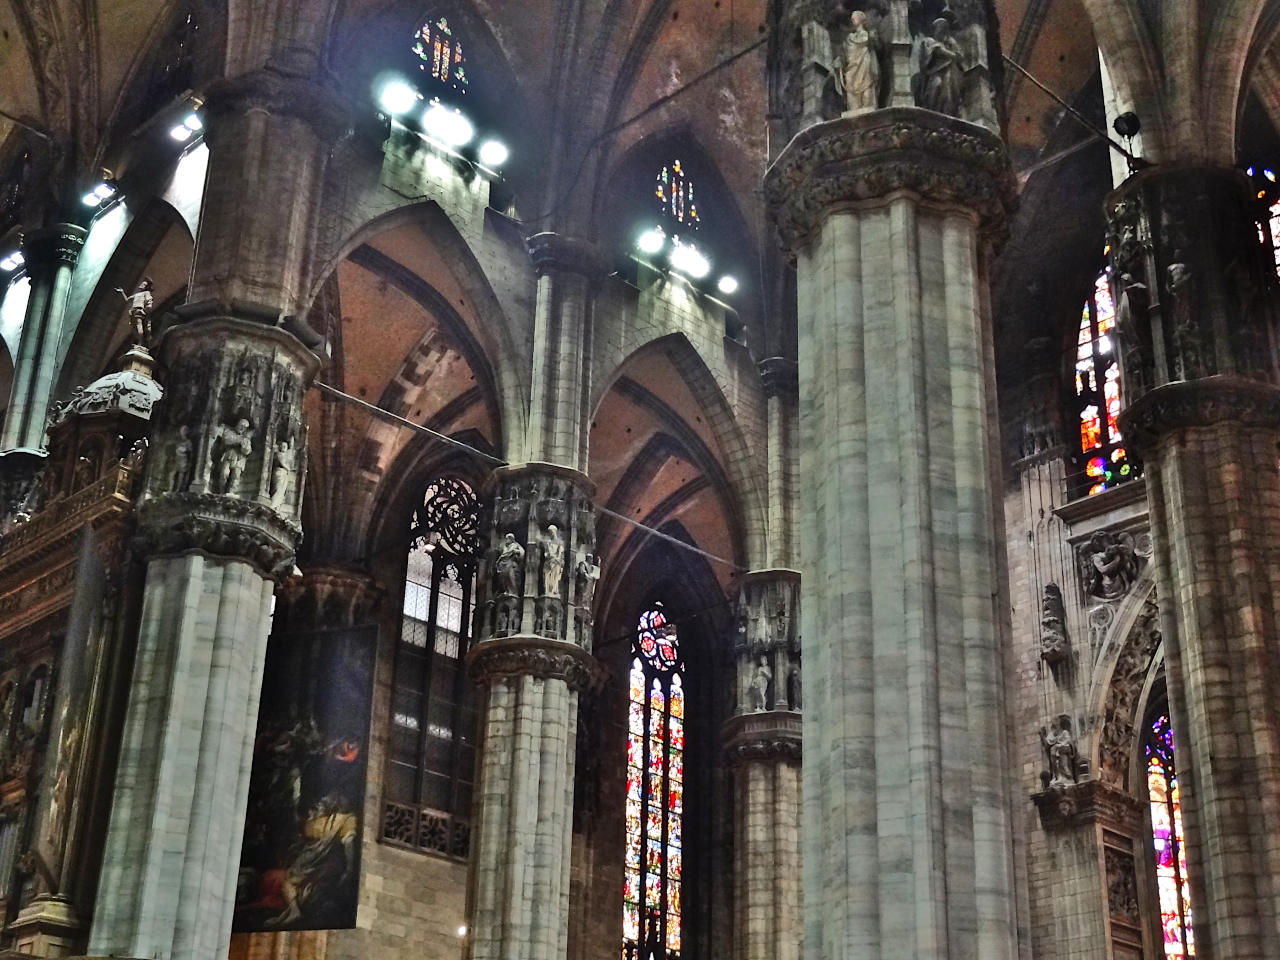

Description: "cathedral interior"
0 0 1278 958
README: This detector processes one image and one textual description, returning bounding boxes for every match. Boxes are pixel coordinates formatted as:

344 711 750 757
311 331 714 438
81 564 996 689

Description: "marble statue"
213 418 254 494
834 11 880 116
575 553 601 608
1081 531 1139 601
271 438 296 508
116 277 155 346
915 18 965 116
541 524 564 596
494 533 526 596
170 425 193 493
748 657 772 712
1040 714 1078 788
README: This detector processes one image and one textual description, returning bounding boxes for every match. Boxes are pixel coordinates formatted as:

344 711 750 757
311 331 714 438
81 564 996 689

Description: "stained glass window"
623 604 684 960
383 477 480 858
1146 713 1195 957
412 17 468 91
1075 260 1136 496
655 161 699 230
1268 199 1280 275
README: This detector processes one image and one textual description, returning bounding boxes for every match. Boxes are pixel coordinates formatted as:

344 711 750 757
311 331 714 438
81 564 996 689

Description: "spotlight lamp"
1113 112 1141 139
379 79 420 117
717 275 739 295
170 112 204 141
669 241 710 279
479 139 509 168
637 227 666 255
82 181 119 207
423 101 474 147
0 252 23 272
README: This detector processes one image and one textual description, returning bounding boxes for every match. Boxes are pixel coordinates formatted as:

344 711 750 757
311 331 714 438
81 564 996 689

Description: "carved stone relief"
1079 531 1150 602
1039 582 1069 665
1040 713 1079 789
1105 847 1140 925
1098 594 1162 789
731 573 800 715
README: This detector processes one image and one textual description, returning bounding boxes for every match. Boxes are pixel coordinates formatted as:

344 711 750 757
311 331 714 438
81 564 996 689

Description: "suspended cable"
311 380 747 571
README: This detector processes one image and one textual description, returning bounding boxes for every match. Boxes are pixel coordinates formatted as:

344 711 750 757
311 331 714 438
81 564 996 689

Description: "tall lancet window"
623 604 685 960
1075 262 1135 496
383 477 480 858
1146 712 1195 957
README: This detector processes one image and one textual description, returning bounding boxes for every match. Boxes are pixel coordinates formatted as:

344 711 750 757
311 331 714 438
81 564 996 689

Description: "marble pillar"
1108 165 1280 958
765 107 1018 959
725 570 801 960
88 63 343 960
466 463 602 960
0 225 87 512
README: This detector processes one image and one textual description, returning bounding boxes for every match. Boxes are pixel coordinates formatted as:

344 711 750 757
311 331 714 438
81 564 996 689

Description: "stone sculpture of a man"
541 523 564 596
213 418 254 494
834 10 880 116
916 18 965 116
116 277 155 346
494 533 526 596
748 657 772 712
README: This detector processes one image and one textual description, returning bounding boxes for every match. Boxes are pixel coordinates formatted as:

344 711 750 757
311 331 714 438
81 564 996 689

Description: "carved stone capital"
476 463 598 649
1119 376 1280 451
722 710 803 766
1032 778 1143 832
758 357 799 399
203 65 351 146
278 564 382 628
764 107 1015 255
467 636 605 693
22 223 86 271
136 491 299 580
525 233 612 279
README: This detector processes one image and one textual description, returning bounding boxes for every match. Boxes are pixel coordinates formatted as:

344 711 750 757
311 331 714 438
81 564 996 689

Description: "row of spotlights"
636 227 737 293
0 252 24 272
81 181 118 208
168 113 204 142
378 81 508 167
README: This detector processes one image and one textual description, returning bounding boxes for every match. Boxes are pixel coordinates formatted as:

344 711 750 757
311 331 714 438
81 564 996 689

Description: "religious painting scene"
0 1 1277 959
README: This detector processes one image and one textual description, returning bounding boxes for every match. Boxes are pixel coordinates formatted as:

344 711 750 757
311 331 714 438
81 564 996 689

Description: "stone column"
87 64 342 960
0 224 87 505
765 107 1018 959
466 463 602 960
1108 165 1280 958
724 570 801 960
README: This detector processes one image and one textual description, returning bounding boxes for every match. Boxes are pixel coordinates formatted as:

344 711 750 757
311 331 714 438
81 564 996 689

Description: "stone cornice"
1032 778 1143 832
136 491 300 581
764 108 1015 255
1119 376 1280 451
526 233 612 280
467 636 605 693
486 461 596 498
721 710 803 766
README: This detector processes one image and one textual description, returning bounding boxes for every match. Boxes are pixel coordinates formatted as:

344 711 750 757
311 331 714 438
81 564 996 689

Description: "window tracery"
1075 261 1136 496
1146 712 1195 957
623 604 684 960
655 160 700 230
412 17 468 91
383 476 479 859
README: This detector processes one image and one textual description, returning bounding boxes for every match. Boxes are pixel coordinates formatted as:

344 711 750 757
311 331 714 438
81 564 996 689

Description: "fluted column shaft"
1108 165 1280 957
88 65 341 960
766 108 1018 960
466 463 600 960
1 224 86 455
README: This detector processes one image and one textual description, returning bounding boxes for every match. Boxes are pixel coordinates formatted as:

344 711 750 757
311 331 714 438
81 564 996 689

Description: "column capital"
1032 778 1144 833
136 317 319 580
525 232 611 279
1119 376 1280 450
203 65 351 146
278 563 382 628
467 635 605 693
758 357 798 399
764 107 1015 255
21 223 86 269
722 710 802 766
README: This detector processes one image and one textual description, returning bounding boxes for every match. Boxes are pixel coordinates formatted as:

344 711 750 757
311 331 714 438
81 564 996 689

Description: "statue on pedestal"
834 11 881 116
914 18 964 116
116 277 155 346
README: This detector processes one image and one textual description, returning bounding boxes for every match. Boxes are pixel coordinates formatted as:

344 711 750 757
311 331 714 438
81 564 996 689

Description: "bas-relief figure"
1039 582 1069 665
271 438 296 509
574 553 601 609
1081 531 1141 601
834 11 881 115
